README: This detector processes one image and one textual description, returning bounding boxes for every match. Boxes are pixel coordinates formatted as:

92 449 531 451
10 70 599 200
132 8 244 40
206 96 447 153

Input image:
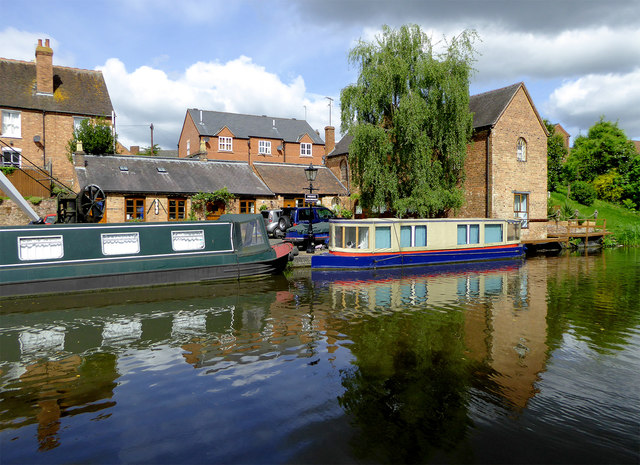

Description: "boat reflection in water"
1 251 638 464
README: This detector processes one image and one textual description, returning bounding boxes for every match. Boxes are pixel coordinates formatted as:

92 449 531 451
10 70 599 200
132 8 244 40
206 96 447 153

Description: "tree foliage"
544 120 568 191
564 117 636 183
340 24 478 217
67 117 116 155
139 144 161 156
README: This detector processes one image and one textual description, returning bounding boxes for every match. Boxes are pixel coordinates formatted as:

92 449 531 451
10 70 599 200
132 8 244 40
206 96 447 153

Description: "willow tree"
341 24 478 217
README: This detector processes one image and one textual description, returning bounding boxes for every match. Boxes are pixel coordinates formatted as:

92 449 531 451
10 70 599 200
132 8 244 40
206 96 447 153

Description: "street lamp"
304 163 318 254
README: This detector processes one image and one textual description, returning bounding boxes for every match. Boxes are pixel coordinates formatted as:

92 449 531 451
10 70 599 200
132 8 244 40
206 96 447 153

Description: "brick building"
74 154 274 222
178 109 346 208
327 82 549 239
463 82 548 240
0 39 114 192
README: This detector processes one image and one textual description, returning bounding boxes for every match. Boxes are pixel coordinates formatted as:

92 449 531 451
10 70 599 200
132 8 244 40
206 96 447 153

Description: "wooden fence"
0 168 51 198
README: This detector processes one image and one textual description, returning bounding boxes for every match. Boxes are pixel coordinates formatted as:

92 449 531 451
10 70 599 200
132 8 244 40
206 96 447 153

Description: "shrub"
593 171 624 202
571 181 596 206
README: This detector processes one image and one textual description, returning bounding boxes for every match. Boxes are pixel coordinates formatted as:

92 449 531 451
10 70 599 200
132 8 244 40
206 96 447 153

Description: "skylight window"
119 166 128 172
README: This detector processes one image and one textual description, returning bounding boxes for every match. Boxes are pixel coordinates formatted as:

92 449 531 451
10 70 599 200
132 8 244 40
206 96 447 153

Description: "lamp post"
304 162 318 254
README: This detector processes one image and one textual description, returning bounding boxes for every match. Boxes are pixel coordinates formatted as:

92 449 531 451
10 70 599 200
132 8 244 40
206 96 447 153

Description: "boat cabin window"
240 218 265 247
333 225 369 249
507 221 521 241
400 225 427 248
484 224 503 243
375 226 391 249
171 230 205 251
101 232 140 256
457 224 480 245
18 236 63 261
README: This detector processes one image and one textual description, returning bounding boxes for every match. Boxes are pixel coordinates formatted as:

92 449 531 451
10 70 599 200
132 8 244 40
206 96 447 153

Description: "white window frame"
18 235 64 261
73 116 88 132
258 140 271 155
517 137 527 162
300 142 312 157
219 136 233 152
186 139 190 156
2 110 21 138
1 147 21 167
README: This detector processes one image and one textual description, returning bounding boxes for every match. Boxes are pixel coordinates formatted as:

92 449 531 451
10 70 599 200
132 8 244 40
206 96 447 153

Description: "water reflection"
1 251 638 464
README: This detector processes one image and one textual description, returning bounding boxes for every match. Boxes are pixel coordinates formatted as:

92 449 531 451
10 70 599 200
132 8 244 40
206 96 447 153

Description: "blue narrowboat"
311 218 524 270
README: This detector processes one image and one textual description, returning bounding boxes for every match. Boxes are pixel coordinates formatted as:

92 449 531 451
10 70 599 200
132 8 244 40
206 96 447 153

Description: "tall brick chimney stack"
35 39 54 95
324 126 335 157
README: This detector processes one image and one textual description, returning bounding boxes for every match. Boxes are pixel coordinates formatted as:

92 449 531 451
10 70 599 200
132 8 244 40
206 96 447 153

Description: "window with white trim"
18 236 64 261
514 193 529 228
258 140 271 155
186 139 190 156
516 138 527 162
1 147 21 167
219 136 233 152
1 110 21 138
73 116 88 132
300 142 312 157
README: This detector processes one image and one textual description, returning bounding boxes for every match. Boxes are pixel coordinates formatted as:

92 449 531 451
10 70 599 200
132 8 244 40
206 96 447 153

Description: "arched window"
340 160 348 182
516 138 527 162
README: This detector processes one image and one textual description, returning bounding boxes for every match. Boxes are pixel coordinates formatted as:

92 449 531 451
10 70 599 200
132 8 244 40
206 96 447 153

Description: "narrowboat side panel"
311 218 525 270
0 216 292 298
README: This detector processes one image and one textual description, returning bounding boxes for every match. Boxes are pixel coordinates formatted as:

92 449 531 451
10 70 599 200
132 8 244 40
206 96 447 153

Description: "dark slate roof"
253 162 347 196
76 155 274 196
188 109 324 144
0 59 113 116
469 82 522 129
327 134 353 158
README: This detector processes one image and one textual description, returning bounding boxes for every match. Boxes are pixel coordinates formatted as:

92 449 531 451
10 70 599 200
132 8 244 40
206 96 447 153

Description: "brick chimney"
35 39 54 95
324 126 335 156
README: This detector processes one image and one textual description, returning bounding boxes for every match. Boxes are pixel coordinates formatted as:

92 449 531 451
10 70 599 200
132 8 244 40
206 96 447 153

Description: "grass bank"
549 190 640 246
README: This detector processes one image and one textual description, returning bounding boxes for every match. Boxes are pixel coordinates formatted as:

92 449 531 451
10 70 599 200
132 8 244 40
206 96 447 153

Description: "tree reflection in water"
338 312 475 463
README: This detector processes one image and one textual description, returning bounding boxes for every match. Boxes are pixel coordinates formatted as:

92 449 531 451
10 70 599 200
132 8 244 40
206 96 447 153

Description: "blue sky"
2 0 639 149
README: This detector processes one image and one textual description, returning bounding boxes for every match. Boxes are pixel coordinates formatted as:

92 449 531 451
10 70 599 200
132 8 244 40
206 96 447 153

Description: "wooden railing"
547 218 609 244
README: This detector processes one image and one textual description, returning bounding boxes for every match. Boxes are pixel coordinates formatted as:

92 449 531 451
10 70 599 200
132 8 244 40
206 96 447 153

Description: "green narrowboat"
0 214 292 298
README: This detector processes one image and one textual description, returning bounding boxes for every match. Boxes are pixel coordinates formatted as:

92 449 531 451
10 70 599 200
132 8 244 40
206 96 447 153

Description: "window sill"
0 135 22 139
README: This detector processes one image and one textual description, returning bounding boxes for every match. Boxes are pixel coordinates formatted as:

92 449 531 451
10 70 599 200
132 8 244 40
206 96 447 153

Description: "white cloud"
0 28 75 66
545 68 640 140
99 56 338 149
475 26 640 81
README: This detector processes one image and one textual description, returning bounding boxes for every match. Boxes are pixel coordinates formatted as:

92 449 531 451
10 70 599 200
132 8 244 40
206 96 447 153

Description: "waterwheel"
79 184 106 223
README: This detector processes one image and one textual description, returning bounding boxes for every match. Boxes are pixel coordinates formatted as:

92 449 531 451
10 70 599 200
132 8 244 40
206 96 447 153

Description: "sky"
2 0 639 150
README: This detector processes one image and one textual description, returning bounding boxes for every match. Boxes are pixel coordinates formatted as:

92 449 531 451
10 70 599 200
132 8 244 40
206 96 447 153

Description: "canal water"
1 248 638 464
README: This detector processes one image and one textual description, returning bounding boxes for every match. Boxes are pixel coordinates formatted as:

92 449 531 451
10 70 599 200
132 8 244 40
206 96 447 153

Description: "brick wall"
0 198 57 225
489 87 548 240
458 131 489 217
1 110 113 195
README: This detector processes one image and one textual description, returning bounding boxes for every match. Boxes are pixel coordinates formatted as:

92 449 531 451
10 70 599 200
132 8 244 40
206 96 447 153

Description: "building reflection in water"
0 259 557 457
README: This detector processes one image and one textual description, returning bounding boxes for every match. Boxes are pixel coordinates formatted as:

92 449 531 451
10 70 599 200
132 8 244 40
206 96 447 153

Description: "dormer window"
300 142 312 157
219 137 233 152
517 138 527 162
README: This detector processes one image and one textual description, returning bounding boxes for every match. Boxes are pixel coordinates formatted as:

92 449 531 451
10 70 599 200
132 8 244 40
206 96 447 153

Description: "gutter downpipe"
486 128 492 218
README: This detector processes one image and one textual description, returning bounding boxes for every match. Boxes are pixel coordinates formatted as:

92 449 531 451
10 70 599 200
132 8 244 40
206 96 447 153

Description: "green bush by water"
550 189 640 246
